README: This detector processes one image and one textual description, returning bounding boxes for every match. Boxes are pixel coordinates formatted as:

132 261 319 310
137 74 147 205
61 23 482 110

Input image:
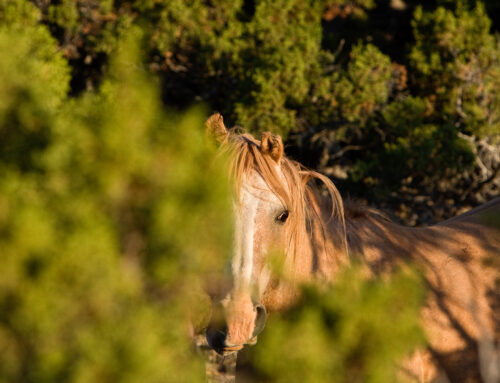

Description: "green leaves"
246 267 426 383
333 44 393 126
410 1 500 136
0 11 231 382
0 2 70 172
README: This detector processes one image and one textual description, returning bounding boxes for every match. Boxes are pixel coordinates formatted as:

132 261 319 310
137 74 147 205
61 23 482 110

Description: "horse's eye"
275 210 289 224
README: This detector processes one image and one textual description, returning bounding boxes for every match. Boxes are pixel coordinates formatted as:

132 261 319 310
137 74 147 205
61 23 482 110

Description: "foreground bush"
0 5 232 381
240 267 425 383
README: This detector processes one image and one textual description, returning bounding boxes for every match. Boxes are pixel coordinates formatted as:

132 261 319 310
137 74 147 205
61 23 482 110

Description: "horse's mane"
343 199 390 221
220 129 348 263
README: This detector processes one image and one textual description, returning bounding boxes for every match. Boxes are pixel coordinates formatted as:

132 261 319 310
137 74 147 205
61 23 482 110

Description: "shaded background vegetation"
13 0 498 224
0 0 498 382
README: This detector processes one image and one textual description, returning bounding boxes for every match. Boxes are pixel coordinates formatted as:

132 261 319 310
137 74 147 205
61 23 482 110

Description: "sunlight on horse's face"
205 114 292 353
235 169 288 297
207 168 288 354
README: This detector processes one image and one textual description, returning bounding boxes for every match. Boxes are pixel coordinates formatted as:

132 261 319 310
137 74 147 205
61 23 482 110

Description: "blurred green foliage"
0 3 232 381
243 267 425 383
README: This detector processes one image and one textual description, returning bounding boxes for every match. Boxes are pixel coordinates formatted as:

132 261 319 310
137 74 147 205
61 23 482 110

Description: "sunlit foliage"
0 4 232 381
242 268 425 383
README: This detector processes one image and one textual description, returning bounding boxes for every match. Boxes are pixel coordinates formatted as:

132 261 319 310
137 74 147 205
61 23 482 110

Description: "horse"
204 113 500 383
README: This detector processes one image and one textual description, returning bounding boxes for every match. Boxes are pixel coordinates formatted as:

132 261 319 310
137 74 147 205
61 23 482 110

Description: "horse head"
204 113 347 354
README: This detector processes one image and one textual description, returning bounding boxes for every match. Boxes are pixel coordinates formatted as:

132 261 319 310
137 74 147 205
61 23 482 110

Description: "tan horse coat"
261 190 500 382
338 200 500 382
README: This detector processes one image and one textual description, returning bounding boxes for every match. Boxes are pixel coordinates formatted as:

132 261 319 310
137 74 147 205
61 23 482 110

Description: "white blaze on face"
232 185 258 291
224 168 286 347
232 171 284 295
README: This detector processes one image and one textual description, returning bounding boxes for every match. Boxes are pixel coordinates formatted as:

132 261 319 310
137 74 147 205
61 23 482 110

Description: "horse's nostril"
252 304 267 338
206 326 227 354
206 301 228 354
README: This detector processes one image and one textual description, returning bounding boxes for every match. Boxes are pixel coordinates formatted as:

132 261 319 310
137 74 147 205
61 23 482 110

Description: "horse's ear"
205 113 228 144
260 132 284 164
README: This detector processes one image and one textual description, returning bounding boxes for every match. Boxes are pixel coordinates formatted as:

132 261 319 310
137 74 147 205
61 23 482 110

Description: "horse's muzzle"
206 302 267 354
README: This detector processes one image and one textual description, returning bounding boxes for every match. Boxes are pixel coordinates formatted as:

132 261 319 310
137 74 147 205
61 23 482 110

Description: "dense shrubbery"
300 1 500 213
0 3 233 380
10 0 497 221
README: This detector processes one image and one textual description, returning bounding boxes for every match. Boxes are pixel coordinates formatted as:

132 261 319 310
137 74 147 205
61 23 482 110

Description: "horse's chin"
213 335 259 355
220 345 244 354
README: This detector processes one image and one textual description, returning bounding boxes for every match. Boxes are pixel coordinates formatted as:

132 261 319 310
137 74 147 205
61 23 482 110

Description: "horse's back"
439 196 500 226
436 196 500 263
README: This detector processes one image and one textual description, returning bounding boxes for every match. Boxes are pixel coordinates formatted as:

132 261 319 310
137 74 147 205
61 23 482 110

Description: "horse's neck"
336 211 496 277
318 209 446 278
306 195 499 281
343 215 427 273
